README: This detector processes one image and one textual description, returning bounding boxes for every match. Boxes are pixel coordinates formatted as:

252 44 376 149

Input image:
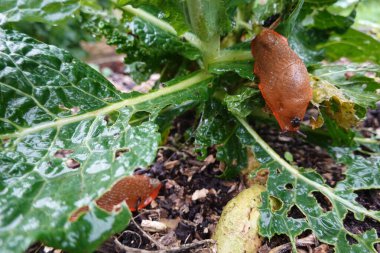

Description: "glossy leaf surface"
0 29 212 253
0 0 79 23
237 119 380 253
320 28 380 64
194 100 248 178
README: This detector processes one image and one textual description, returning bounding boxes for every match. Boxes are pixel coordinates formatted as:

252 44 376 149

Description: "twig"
131 217 166 250
268 234 316 253
114 238 215 253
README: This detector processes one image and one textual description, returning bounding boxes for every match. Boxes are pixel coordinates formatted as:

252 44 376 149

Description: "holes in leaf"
346 234 358 245
129 111 150 126
354 189 380 211
312 191 332 212
264 234 290 249
287 205 305 219
115 147 130 159
59 104 80 115
269 196 282 212
285 183 293 190
104 111 119 126
353 145 375 158
54 149 73 158
1 138 10 145
253 169 269 185
65 159 80 169
344 211 380 238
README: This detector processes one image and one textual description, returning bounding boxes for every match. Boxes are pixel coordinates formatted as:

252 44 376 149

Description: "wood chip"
314 244 330 253
141 220 167 233
192 189 209 201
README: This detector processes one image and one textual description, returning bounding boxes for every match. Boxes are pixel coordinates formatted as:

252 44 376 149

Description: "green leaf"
310 9 355 31
0 0 80 24
184 0 230 41
275 1 355 64
309 63 380 145
81 6 201 83
312 63 380 117
194 100 248 178
0 28 212 253
117 0 189 35
237 117 380 253
208 43 253 80
319 28 380 64
224 87 261 118
353 0 380 34
209 61 254 81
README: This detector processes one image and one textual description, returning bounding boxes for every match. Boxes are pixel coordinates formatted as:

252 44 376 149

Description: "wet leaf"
0 0 80 24
208 42 253 80
319 28 380 64
0 29 212 253
194 100 248 178
237 118 380 253
116 0 189 34
224 87 261 118
81 7 201 83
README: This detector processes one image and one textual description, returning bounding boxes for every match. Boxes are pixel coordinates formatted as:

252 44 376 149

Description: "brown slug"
251 28 312 132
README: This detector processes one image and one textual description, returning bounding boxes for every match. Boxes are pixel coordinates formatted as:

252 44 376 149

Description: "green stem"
208 50 252 64
236 116 380 223
185 0 221 67
1 71 212 140
354 137 379 144
116 4 177 35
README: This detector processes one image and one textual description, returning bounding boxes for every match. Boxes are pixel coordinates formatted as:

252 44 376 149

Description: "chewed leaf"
194 100 248 178
311 63 380 129
225 87 261 118
0 29 212 253
311 76 358 129
236 118 380 253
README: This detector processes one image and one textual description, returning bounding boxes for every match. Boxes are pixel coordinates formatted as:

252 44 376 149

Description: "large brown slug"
251 28 312 132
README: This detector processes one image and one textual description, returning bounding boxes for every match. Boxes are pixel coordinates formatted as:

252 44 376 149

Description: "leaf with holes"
237 118 380 253
0 28 212 253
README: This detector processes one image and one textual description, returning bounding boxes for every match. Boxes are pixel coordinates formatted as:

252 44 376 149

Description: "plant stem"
184 0 221 67
354 137 379 144
1 71 212 139
236 116 380 222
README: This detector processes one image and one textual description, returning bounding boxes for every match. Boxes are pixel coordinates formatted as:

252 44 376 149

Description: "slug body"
70 175 161 221
251 28 312 132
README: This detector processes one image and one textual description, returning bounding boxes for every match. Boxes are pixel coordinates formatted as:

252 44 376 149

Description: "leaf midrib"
236 116 380 223
0 71 212 139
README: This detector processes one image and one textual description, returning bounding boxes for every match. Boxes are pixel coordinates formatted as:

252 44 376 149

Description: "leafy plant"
1 0 380 252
